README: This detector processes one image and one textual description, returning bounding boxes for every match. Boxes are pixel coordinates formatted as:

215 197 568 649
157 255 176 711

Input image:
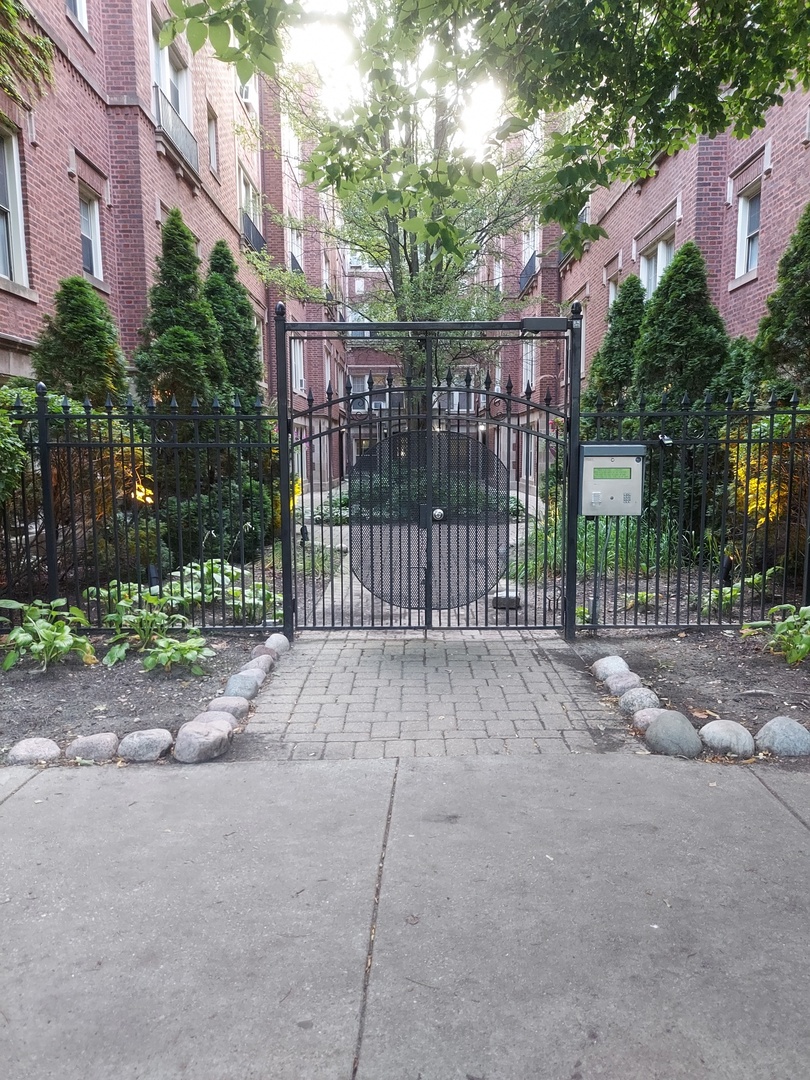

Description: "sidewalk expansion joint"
351 758 400 1080
752 770 810 834
0 769 41 808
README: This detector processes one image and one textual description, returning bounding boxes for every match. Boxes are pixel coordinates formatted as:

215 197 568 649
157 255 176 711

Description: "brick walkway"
243 631 625 761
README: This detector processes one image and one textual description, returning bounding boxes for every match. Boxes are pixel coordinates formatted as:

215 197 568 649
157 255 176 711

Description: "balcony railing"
153 85 199 173
242 212 266 253
518 250 537 294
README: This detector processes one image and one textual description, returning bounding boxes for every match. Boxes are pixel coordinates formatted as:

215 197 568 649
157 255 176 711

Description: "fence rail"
1 392 283 630
2 388 810 635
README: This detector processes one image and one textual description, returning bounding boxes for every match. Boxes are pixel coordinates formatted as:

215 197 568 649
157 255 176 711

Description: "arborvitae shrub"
582 274 645 410
204 240 262 404
32 276 127 406
632 241 730 403
134 209 227 410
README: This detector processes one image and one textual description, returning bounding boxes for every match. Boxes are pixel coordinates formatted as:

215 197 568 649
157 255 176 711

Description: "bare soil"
575 628 810 746
0 632 260 754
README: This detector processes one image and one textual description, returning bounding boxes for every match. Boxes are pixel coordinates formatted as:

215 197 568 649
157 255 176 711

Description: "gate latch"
432 508 445 521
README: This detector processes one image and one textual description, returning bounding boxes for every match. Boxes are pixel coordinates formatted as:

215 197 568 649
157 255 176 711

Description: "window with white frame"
66 0 88 29
239 166 260 226
289 226 304 273
640 235 674 298
79 189 102 278
207 111 218 172
290 337 305 394
0 131 27 285
493 256 503 291
521 338 535 392
735 184 760 277
152 26 190 122
493 349 502 393
254 315 264 374
607 274 619 308
522 221 536 264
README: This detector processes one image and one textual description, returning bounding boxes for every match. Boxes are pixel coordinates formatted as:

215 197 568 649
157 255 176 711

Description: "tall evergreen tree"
204 240 262 404
583 274 645 409
32 276 127 406
134 208 227 410
755 200 810 398
632 241 730 403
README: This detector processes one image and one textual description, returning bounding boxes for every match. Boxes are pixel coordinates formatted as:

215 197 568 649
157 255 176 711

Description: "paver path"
239 630 625 761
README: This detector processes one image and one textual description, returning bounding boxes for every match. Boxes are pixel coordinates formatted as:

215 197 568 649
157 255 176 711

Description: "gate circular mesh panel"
348 430 511 610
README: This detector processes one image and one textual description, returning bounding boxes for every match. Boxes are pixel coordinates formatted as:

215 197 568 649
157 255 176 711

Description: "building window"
523 426 535 478
736 185 760 277
289 227 304 273
239 167 260 226
66 0 88 28
354 277 365 295
640 235 674 298
521 339 535 391
254 315 264 373
152 28 190 123
79 190 102 278
607 275 619 308
291 337 305 393
0 132 28 285
207 112 218 172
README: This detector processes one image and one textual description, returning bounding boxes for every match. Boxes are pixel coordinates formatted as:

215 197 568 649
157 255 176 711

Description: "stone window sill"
0 277 39 303
728 267 758 293
83 271 111 294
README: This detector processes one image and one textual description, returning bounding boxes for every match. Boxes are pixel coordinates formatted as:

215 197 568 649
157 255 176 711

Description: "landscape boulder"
174 718 233 763
591 655 630 681
265 632 291 655
699 719 755 758
207 696 251 722
65 732 120 762
632 708 670 733
605 671 642 696
755 716 810 757
618 687 660 715
7 737 62 765
645 713 702 758
224 671 264 700
117 729 173 762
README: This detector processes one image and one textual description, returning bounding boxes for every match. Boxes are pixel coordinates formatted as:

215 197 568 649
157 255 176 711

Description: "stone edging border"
4 632 293 767
590 654 810 760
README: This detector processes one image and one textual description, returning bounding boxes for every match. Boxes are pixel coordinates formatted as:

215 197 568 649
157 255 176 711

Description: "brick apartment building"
556 89 810 375
0 0 348 419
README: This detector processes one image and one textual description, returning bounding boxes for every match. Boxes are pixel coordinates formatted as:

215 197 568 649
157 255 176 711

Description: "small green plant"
745 603 810 665
0 598 95 671
141 631 215 675
700 566 781 617
102 594 191 666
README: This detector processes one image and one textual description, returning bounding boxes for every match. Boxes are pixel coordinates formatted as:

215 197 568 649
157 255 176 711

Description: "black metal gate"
274 307 582 635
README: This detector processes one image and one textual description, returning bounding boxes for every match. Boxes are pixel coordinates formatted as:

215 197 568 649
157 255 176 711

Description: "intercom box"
579 443 646 516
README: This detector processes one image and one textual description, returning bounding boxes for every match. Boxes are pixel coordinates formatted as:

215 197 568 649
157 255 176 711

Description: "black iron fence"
3 384 810 637
567 394 810 629
0 388 283 630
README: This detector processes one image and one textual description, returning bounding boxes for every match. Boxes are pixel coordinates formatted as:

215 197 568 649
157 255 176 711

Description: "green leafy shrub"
0 598 95 671
205 240 263 404
102 594 191 667
165 479 274 562
32 276 127 406
142 631 215 675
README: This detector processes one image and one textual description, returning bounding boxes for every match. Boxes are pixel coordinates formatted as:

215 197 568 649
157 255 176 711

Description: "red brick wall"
561 90 810 371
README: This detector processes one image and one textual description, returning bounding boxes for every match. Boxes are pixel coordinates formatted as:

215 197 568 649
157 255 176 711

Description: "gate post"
274 303 295 640
36 382 59 602
564 303 583 642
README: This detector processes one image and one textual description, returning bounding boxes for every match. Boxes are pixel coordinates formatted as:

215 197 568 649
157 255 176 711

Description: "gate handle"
432 508 445 521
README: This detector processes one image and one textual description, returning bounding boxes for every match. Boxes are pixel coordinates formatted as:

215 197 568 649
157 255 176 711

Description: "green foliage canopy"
0 1 52 123
32 276 127 406
161 0 810 254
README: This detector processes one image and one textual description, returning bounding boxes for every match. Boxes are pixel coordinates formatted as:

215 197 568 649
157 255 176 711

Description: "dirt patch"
575 628 810 745
0 633 260 753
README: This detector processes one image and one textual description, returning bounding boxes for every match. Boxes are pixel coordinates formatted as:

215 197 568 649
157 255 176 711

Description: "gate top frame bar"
281 317 571 335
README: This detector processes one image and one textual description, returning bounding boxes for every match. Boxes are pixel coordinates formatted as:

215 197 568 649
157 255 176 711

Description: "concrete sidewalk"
2 752 809 1079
